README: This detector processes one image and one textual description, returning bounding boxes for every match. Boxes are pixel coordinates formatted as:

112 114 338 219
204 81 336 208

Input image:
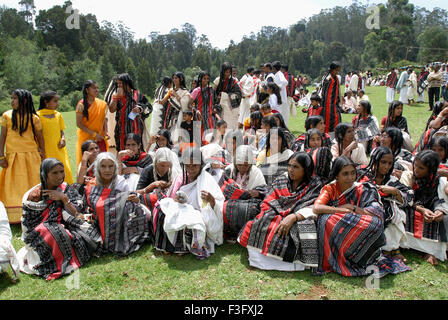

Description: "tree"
18 0 36 23
417 26 448 63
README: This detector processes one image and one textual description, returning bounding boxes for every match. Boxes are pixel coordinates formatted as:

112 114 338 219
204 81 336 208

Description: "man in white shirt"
272 61 290 127
349 72 359 92
238 66 257 129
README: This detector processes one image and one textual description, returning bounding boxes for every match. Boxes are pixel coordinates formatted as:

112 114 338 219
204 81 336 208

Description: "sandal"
390 249 407 263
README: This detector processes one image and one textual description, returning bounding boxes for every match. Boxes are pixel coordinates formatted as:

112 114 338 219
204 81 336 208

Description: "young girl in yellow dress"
37 90 74 184
0 89 45 224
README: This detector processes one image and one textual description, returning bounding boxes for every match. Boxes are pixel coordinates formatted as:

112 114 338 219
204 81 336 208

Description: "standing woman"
106 73 152 152
214 62 242 130
38 90 74 184
318 62 343 138
313 156 386 276
150 77 173 137
76 80 109 167
170 72 192 142
190 71 219 139
0 89 45 224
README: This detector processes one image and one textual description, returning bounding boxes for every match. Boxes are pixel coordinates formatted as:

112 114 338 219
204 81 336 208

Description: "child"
205 120 227 147
179 111 198 152
380 100 412 151
266 83 282 114
260 103 274 117
243 104 260 131
38 90 74 184
291 115 332 152
0 89 45 224
303 128 323 151
301 94 322 118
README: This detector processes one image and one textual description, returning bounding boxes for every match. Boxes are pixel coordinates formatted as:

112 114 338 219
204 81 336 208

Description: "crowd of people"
1 60 448 282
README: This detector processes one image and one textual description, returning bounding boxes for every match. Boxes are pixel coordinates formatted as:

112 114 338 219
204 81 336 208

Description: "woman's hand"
247 190 260 198
201 191 215 208
132 106 142 114
392 169 403 180
421 208 436 223
42 190 68 203
127 192 140 203
58 138 66 149
118 149 134 161
433 210 444 223
82 151 92 164
275 213 304 238
115 87 124 98
378 185 398 196
0 158 7 169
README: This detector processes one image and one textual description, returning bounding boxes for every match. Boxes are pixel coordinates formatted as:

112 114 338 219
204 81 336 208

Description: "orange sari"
76 98 109 166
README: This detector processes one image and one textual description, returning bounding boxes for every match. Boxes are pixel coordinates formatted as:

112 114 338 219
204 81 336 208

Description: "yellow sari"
76 98 109 166
0 110 42 224
37 109 74 184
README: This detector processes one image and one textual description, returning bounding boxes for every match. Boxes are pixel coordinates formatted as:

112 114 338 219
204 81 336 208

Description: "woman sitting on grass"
331 123 368 166
291 115 332 153
117 133 153 191
358 146 414 263
313 156 386 277
18 158 101 280
151 147 225 259
238 152 324 271
399 150 448 266
84 152 152 256
429 135 448 178
77 140 100 186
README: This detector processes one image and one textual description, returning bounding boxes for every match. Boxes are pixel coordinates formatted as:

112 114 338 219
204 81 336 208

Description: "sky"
1 0 447 49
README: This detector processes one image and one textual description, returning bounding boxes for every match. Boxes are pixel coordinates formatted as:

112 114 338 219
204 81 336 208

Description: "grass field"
1 86 447 300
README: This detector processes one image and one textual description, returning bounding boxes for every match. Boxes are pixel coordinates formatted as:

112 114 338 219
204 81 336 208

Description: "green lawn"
1 86 447 300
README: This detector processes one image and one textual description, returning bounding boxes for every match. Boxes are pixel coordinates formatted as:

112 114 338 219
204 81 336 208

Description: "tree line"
0 0 447 112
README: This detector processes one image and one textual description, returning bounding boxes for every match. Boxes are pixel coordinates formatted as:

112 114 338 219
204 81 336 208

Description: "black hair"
254 69 261 76
310 93 321 103
157 129 173 148
429 135 448 163
358 146 394 183
198 71 211 87
11 89 38 138
264 63 272 71
81 140 97 154
305 115 323 131
266 127 289 155
250 103 260 111
272 61 282 72
173 72 187 89
385 100 403 128
335 123 354 155
414 150 440 179
183 110 193 117
117 73 136 92
355 100 373 128
124 133 142 149
80 80 97 120
329 62 341 71
288 151 314 185
304 128 323 149
266 82 282 105
261 115 278 129
329 155 356 182
180 147 205 184
216 62 233 95
250 111 263 130
40 158 64 199
273 113 289 131
247 66 255 74
426 101 446 130
281 64 289 71
381 127 403 157
39 90 58 111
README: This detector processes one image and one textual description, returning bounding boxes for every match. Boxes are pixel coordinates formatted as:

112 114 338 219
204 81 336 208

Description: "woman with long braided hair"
75 80 109 166
105 73 152 152
0 89 45 223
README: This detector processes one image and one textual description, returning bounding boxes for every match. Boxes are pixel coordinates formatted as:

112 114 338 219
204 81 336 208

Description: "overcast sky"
1 0 447 49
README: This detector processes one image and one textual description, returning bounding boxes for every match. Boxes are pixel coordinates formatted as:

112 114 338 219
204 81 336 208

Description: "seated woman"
380 101 413 152
414 101 448 155
399 150 448 266
299 128 323 152
204 120 228 147
0 201 19 281
84 152 152 256
257 127 294 185
244 111 263 149
313 156 386 277
151 147 225 259
77 140 100 186
272 113 296 148
238 152 324 271
291 115 332 152
147 129 178 157
306 147 333 184
352 100 380 155
221 146 267 239
429 135 448 178
257 115 277 153
331 123 368 166
17 158 102 280
117 133 153 191
358 146 414 262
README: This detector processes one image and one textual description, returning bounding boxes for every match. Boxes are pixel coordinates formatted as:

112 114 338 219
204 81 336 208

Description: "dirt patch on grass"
296 284 329 300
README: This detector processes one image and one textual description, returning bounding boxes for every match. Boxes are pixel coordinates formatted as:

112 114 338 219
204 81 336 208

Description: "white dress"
0 201 19 279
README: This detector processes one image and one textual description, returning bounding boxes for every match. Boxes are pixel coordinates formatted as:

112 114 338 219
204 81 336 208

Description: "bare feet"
423 254 439 266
